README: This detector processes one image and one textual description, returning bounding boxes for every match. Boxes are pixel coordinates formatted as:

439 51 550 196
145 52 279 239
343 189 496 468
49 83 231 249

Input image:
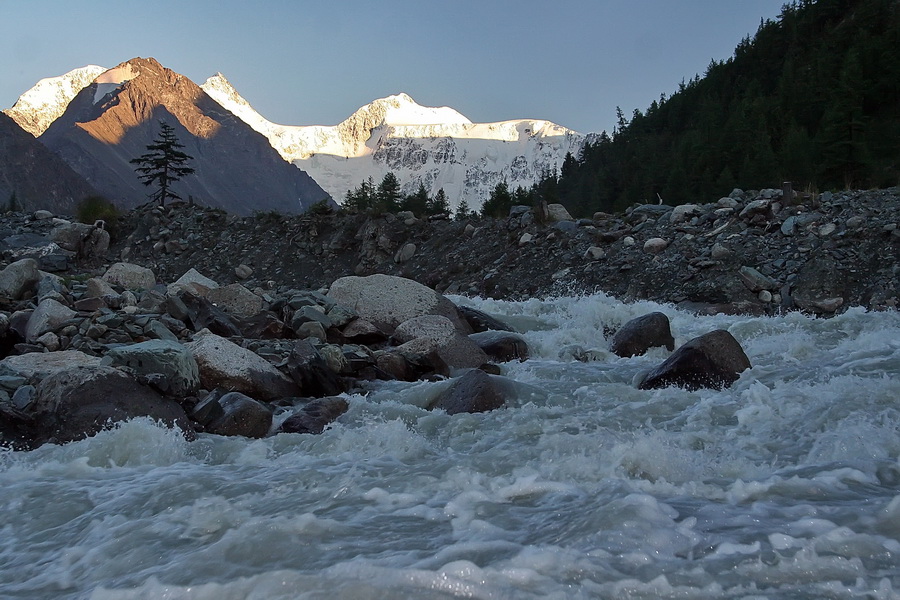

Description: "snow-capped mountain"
3 65 108 137
201 75 586 211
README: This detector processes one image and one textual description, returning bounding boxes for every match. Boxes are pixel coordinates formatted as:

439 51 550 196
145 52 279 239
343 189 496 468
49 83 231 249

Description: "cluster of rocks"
101 188 899 316
0 257 532 448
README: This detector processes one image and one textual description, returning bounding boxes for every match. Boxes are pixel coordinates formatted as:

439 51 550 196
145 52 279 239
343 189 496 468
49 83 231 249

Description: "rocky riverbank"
0 187 896 448
108 186 899 314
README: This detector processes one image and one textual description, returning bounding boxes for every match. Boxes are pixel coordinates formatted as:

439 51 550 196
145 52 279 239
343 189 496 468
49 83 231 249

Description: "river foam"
2 293 898 599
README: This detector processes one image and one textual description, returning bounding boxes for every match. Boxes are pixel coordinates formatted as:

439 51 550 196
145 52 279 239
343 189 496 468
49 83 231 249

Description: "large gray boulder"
1 350 102 384
186 330 298 400
206 283 264 318
25 298 77 342
29 365 192 445
327 274 471 335
428 369 507 415
394 315 488 370
48 221 110 258
103 340 200 397
610 312 675 358
638 329 751 391
167 268 219 296
0 258 40 301
102 262 156 291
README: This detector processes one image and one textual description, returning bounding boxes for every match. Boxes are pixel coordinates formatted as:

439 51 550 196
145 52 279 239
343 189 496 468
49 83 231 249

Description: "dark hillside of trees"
552 0 900 216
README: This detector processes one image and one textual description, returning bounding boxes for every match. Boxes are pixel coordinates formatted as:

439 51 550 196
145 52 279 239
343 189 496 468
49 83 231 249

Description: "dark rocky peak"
39 57 330 215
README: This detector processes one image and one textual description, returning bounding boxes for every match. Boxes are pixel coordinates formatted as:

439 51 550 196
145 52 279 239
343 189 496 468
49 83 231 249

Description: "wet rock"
457 305 516 333
610 312 675 358
286 339 345 397
192 390 272 438
279 397 349 434
469 330 529 362
186 330 299 400
428 369 506 415
178 292 242 337
103 339 200 397
638 329 751 391
393 315 489 369
28 365 192 445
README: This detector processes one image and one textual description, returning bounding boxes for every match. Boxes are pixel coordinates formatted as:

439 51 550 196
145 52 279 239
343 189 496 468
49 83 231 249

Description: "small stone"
622 236 635 247
758 290 773 303
818 223 836 237
711 243 731 261
519 232 533 245
235 264 254 280
584 246 605 260
643 238 669 254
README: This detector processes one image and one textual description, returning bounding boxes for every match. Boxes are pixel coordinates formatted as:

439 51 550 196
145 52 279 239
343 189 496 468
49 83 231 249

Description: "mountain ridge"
36 57 328 215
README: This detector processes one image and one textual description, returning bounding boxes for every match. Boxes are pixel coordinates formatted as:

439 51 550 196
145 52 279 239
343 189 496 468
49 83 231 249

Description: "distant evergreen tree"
455 198 472 221
481 181 513 218
553 0 900 211
344 176 376 212
401 182 430 216
130 121 195 206
6 191 18 212
375 172 402 214
427 188 451 217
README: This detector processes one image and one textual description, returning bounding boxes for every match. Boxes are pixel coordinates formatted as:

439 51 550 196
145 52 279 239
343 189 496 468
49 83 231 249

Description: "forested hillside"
553 0 900 216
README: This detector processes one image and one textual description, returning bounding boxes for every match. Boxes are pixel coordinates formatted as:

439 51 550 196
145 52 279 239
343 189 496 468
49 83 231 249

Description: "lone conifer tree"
130 121 195 206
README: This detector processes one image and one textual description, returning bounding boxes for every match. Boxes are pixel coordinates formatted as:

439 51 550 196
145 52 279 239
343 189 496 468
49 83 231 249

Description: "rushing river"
2 293 899 599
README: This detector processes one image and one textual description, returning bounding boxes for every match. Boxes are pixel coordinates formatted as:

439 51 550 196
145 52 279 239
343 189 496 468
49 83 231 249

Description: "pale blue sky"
1 1 788 134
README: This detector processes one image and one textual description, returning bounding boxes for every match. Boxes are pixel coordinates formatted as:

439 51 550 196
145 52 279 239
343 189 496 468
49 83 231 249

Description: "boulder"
469 331 529 362
278 397 349 434
1 350 102 384
456 305 517 333
192 390 272 438
394 315 489 369
102 262 156 291
84 277 117 298
610 312 675 358
738 266 778 292
428 369 507 415
103 340 200 397
178 292 242 337
25 298 76 343
546 203 574 222
28 365 192 445
670 204 699 224
206 283 265 318
286 339 345 397
327 274 471 335
0 258 40 301
186 330 298 400
48 221 109 258
638 329 751 391
167 268 219 296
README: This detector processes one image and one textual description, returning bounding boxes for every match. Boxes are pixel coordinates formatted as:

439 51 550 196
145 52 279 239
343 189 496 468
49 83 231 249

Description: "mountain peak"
3 64 108 136
346 93 472 128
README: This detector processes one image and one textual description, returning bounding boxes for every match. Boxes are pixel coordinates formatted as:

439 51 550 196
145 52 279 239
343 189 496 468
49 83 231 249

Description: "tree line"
549 0 900 217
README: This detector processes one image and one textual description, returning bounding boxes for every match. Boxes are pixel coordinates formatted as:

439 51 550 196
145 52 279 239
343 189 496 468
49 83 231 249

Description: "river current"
2 293 899 599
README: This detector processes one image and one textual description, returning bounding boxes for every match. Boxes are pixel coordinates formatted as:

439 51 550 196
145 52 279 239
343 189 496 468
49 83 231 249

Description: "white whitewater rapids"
2 294 899 599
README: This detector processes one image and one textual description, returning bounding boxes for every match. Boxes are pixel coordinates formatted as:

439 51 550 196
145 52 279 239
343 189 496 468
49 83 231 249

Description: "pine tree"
481 181 513 218
375 172 402 214
427 188 451 217
130 121 195 206
402 182 430 216
455 198 471 221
